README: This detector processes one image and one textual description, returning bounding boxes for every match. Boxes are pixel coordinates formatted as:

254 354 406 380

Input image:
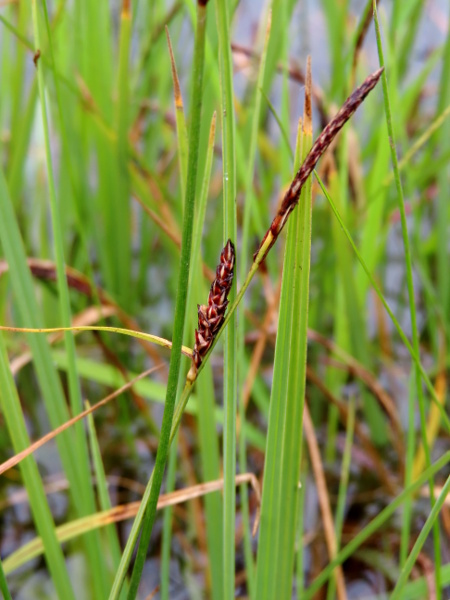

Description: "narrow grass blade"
114 0 133 308
189 112 224 600
3 472 259 575
239 9 272 279
329 162 387 445
86 403 128 599
119 3 210 598
373 3 441 589
303 451 450 597
0 324 193 358
400 565 450 600
326 395 356 600
34 3 113 592
254 59 313 600
214 0 238 596
166 26 189 203
159 34 192 596
160 433 179 600
435 5 450 317
236 30 273 588
391 473 450 600
0 558 12 600
316 172 450 433
0 162 116 596
0 333 75 599
304 405 346 598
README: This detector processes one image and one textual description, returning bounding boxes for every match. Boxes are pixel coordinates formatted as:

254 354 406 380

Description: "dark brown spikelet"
255 67 384 261
191 239 235 375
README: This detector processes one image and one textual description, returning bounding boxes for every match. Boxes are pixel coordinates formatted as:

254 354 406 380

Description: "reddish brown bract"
192 239 235 371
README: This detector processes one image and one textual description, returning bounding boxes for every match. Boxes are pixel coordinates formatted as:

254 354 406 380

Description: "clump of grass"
0 1 449 599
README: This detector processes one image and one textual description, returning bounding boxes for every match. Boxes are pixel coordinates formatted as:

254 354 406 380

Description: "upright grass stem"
327 395 356 600
436 3 450 316
160 27 189 600
0 325 75 599
214 0 237 596
316 173 450 433
303 451 450 598
373 3 440 591
188 113 224 600
4 4 445 596
390 474 450 600
122 3 209 598
31 2 108 596
234 10 271 579
0 557 12 600
114 0 132 309
109 66 384 599
254 60 313 600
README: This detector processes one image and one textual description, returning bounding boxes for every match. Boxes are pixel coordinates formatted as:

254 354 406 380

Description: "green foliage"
0 1 449 599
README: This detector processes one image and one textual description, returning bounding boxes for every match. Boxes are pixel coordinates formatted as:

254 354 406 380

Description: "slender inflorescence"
188 239 235 379
187 68 383 380
255 67 384 260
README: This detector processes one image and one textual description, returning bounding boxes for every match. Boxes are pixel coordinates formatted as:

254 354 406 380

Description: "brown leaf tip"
304 56 312 132
33 50 41 67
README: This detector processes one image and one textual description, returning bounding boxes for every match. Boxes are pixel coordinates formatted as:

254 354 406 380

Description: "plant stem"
124 3 209 598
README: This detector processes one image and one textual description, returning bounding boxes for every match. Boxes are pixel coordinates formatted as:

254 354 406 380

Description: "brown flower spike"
255 67 384 261
188 239 235 380
186 68 383 382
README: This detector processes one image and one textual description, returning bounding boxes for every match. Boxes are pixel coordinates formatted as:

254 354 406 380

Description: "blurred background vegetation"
0 0 449 598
